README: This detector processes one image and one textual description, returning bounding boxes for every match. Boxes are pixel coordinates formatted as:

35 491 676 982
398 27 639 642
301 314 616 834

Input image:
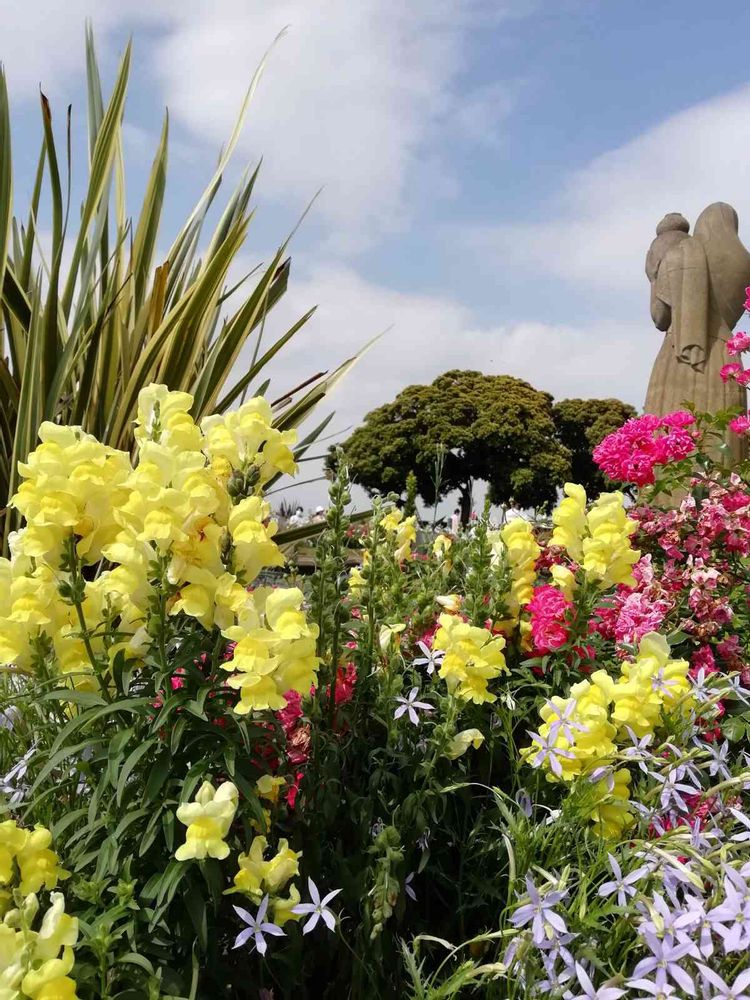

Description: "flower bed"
2 391 750 998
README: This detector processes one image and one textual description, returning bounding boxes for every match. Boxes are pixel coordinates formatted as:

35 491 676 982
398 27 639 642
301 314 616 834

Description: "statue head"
646 213 691 282
656 213 690 236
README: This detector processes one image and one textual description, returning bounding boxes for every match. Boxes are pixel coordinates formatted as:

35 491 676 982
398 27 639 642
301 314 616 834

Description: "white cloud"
3 0 527 252
253 261 652 507
151 1 523 251
258 260 649 437
462 83 750 293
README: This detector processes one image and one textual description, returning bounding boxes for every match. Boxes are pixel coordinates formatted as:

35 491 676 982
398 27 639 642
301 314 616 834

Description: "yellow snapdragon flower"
433 613 507 704
222 588 320 713
550 483 587 561
610 632 691 737
17 828 69 895
583 492 639 589
380 509 416 563
0 820 28 884
588 769 633 840
489 519 540 616
444 728 485 759
256 775 286 805
12 423 130 568
231 835 301 901
201 398 298 486
21 946 79 1000
175 780 238 861
228 497 285 583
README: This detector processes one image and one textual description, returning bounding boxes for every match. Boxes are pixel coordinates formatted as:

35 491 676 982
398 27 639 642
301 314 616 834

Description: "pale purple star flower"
629 929 695 995
708 870 750 953
538 929 577 970
589 766 616 793
412 641 444 676
728 807 750 843
394 687 434 725
650 768 700 813
404 872 417 902
538 951 574 994
598 853 651 906
626 978 683 998
543 698 587 743
681 895 714 959
510 874 568 946
637 893 699 941
568 962 625 1000
292 878 341 934
526 730 576 778
698 964 750 1000
705 740 731 780
623 729 655 773
232 896 285 955
725 675 750 704
689 667 715 703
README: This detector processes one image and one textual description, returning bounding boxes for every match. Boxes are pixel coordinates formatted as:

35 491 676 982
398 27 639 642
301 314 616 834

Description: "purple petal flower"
232 896 285 955
291 877 341 935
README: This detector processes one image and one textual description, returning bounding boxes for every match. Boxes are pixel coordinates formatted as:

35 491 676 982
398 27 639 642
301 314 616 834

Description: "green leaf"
143 752 172 803
117 738 158 805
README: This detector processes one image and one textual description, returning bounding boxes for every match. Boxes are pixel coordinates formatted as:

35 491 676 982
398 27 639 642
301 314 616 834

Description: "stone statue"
644 202 750 458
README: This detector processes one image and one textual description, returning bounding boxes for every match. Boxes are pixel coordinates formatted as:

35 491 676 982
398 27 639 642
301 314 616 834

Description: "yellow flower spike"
588 769 633 840
34 892 78 962
379 623 406 653
445 729 485 759
550 483 588 561
380 509 416 562
230 836 302 900
490 519 540 615
263 839 301 893
0 821 27 884
264 589 310 640
175 781 238 862
433 613 507 704
21 945 78 1000
436 594 463 613
550 564 576 599
348 565 366 596
17 828 68 895
256 775 286 805
228 497 286 583
432 534 452 559
232 836 269 900
272 883 302 925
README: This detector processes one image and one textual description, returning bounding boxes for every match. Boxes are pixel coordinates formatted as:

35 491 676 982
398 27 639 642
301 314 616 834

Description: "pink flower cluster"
592 411 698 486
528 585 572 653
730 413 750 435
727 330 750 355
719 363 750 386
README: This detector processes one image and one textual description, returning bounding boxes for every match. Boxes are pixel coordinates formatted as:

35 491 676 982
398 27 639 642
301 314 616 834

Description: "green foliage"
0 31 356 553
552 397 637 494
331 370 573 519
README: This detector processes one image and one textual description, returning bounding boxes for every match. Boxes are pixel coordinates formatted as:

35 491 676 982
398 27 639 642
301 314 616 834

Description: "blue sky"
4 0 750 508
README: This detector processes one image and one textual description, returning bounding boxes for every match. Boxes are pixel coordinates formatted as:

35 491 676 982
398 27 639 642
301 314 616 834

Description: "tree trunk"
459 481 473 526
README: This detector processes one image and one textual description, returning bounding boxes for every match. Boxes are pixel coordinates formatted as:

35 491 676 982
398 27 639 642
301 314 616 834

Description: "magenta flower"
727 331 750 355
721 362 743 383
729 413 750 435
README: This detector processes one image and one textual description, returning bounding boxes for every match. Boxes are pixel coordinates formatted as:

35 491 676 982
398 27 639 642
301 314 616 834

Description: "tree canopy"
331 372 636 520
552 397 638 494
